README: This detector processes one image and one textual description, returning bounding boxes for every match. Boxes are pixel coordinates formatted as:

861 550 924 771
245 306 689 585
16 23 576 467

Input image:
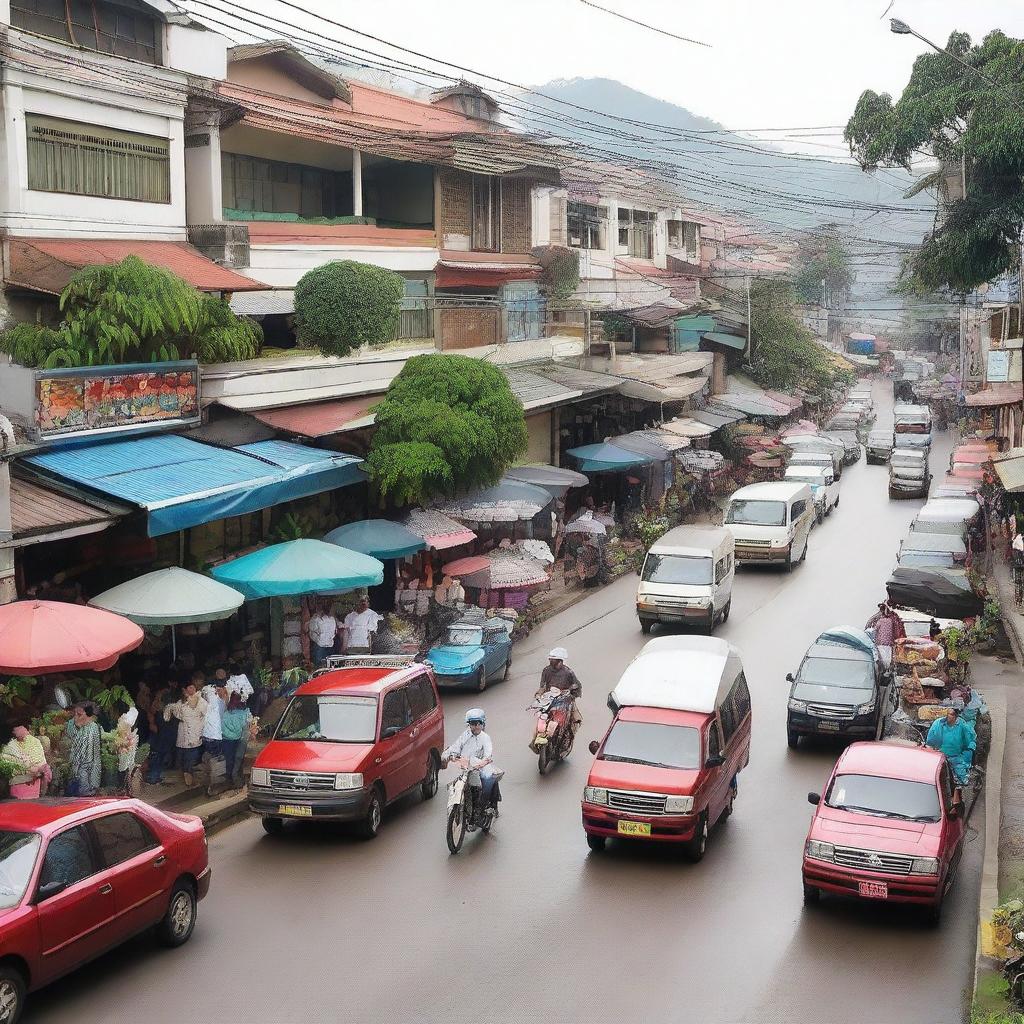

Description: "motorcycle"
528 688 577 775
445 758 502 854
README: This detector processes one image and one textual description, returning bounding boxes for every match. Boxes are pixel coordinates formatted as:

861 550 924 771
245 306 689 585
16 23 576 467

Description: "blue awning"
566 442 655 473
702 332 746 350
23 435 366 537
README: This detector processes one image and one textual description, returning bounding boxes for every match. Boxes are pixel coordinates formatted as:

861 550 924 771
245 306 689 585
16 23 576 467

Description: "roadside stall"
565 442 656 520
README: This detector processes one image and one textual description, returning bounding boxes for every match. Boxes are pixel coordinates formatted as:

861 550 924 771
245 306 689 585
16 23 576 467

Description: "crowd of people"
308 595 383 666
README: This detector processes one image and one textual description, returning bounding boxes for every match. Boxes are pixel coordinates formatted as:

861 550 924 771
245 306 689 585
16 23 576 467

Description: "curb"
977 686 1008 969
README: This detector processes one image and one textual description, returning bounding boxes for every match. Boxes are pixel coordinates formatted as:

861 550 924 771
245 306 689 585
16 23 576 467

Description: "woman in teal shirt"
926 707 976 785
221 693 253 788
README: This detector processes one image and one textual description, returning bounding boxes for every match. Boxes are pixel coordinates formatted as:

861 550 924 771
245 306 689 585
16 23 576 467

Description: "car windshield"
641 553 713 585
787 474 823 488
726 499 786 527
445 625 483 647
0 831 41 910
900 552 954 568
600 720 701 770
826 773 942 822
275 695 378 743
797 655 872 688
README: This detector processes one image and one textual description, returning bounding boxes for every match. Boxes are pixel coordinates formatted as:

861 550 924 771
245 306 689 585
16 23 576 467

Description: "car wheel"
800 540 808 563
803 882 820 905
683 811 709 863
502 657 511 681
787 729 800 749
358 786 384 840
834 495 840 508
157 878 197 947
586 834 606 853
261 815 285 836
421 753 440 800
640 618 652 634
475 668 487 693
721 599 731 623
923 898 943 927
0 965 25 1024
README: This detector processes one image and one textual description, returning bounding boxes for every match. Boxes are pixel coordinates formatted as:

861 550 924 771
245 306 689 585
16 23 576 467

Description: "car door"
90 811 169 940
34 823 117 986
940 763 966 885
704 719 730 823
406 674 439 779
376 686 417 798
483 625 506 678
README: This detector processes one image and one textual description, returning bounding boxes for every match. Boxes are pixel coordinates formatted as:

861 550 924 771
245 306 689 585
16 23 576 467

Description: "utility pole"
745 275 752 359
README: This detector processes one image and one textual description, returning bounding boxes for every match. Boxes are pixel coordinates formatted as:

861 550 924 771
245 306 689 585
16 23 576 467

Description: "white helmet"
549 647 568 662
465 708 486 725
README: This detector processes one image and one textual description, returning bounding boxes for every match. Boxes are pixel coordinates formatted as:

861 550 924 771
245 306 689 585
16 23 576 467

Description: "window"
725 499 786 527
275 695 377 744
939 763 955 810
706 722 722 761
407 676 437 721
642 554 712 586
221 153 349 219
567 201 606 250
398 279 431 340
734 673 751 720
381 689 412 734
714 556 728 584
683 221 699 256
718 702 737 744
471 174 501 252
26 114 170 203
12 0 161 64
92 813 158 868
39 826 98 892
668 219 683 249
483 626 505 647
0 832 41 910
600 721 700 770
790 499 808 522
617 208 654 259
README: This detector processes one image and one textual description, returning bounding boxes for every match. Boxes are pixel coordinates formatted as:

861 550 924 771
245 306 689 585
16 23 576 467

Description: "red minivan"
249 657 445 838
802 741 966 924
582 636 751 862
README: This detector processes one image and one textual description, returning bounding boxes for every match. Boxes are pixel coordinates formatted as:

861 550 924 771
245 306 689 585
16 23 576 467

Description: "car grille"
267 769 337 791
737 538 770 546
806 703 856 720
607 790 667 815
833 846 913 875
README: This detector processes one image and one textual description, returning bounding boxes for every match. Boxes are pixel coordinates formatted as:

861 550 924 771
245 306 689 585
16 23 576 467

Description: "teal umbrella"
210 539 384 600
566 442 654 473
324 519 426 560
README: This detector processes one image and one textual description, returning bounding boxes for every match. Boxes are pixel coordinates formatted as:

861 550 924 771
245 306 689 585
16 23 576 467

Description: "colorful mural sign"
34 361 200 438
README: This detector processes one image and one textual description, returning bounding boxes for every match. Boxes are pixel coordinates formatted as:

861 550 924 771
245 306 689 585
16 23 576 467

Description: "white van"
787 450 839 482
783 436 844 478
724 481 815 571
784 465 839 521
637 526 735 635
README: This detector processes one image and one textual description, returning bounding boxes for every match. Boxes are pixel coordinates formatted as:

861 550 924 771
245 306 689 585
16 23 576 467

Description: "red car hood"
255 740 374 774
811 806 942 856
587 759 700 796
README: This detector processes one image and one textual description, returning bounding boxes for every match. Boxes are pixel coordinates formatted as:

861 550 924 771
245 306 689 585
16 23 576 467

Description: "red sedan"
0 798 211 1023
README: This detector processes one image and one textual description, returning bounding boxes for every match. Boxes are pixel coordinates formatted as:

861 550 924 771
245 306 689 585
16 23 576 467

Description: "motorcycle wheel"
446 805 466 854
559 727 575 760
538 741 551 775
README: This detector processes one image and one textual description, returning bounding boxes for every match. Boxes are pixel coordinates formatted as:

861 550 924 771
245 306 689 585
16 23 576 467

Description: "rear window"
276 695 378 743
641 553 713 585
601 720 701 770
0 831 41 909
726 499 786 527
825 773 941 823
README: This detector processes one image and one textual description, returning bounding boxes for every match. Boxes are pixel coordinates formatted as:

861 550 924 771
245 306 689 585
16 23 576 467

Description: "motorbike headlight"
805 840 835 862
584 786 608 805
911 857 940 875
788 698 807 712
250 767 269 787
665 795 694 813
334 773 364 790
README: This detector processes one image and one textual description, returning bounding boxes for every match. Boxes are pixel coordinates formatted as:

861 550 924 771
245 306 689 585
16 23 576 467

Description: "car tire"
261 816 285 836
923 898 943 927
156 878 197 947
800 540 808 563
586 834 606 853
640 619 652 634
683 811 709 863
421 753 440 800
358 786 384 840
0 964 26 1024
502 657 511 681
834 495 840 508
721 599 731 623
475 668 487 693
787 729 800 749
720 786 736 822
802 882 820 905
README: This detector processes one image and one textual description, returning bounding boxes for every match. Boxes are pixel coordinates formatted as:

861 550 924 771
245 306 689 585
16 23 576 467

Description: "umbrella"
478 547 550 590
0 600 144 674
607 433 671 461
210 539 384 600
886 567 983 619
565 442 654 473
504 465 589 495
510 539 555 565
438 479 553 524
442 555 491 579
324 519 426 560
564 513 607 536
402 509 477 550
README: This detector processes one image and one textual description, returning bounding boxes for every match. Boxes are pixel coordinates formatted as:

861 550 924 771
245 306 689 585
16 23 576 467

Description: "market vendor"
2 722 50 799
926 706 976 785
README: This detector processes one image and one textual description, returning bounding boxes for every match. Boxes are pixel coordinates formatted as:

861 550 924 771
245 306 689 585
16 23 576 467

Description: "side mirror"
785 673 795 683
948 803 961 820
381 725 401 739
588 740 600 755
705 754 725 768
36 879 67 902
807 792 821 806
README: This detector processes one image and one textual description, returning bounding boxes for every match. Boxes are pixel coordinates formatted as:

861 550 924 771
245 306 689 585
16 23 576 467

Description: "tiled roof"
9 476 125 545
502 368 581 411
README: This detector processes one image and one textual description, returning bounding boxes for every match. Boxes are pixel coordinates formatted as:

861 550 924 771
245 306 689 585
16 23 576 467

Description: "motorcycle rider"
442 708 497 827
536 647 583 736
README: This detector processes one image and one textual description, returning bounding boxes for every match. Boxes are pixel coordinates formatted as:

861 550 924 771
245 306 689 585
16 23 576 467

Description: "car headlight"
805 840 835 862
334 773 364 790
771 538 789 547
250 767 269 787
911 857 939 875
584 786 608 805
665 795 694 813
856 700 876 716
788 698 807 712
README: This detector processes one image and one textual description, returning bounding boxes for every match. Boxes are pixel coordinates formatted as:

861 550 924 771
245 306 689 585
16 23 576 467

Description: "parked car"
782 435 844 478
889 448 930 499
249 657 445 838
786 627 893 748
582 636 751 860
425 616 512 691
802 742 966 924
784 465 838 522
866 429 894 464
823 429 861 465
0 798 210 1023
724 481 815 571
899 532 967 565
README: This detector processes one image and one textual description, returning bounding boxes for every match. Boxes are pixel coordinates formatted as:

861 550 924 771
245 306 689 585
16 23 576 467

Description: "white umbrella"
439 479 553 524
509 539 555 565
564 513 607 537
482 547 550 589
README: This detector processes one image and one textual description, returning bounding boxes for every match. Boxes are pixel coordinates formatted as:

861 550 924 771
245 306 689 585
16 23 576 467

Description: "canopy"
564 512 607 536
402 509 477 550
504 464 590 494
510 539 555 565
442 555 491 578
477 547 550 590
886 567 983 619
89 567 244 626
323 519 426 560
0 600 143 674
566 442 654 473
994 449 1024 493
816 626 877 660
210 539 383 600
439 479 553 524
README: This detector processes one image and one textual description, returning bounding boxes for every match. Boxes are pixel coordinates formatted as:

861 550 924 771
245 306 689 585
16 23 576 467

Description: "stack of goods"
678 449 725 474
894 636 943 678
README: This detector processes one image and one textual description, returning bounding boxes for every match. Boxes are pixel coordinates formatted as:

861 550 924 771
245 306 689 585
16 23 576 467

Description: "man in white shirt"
308 605 338 666
200 675 226 759
443 708 498 827
342 596 381 654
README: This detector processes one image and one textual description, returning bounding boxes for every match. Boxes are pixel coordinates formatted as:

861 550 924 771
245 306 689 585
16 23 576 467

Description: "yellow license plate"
278 804 312 817
617 820 651 837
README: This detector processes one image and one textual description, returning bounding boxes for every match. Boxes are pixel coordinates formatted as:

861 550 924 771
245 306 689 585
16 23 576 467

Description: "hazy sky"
227 0 1024 157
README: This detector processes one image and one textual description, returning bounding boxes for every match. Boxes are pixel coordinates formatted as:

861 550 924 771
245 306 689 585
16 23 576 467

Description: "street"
35 379 982 1024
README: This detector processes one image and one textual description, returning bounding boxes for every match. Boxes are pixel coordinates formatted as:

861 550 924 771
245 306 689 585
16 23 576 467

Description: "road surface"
36 380 982 1024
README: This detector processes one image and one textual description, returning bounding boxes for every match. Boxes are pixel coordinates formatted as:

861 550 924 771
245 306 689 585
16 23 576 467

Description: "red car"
0 798 210 1023
802 742 966 924
249 657 445 838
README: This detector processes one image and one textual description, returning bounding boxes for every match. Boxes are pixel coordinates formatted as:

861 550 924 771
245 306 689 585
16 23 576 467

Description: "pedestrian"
342 595 381 654
163 681 209 788
308 602 338 667
925 705 976 785
2 721 50 799
865 601 905 670
221 692 253 788
225 661 254 703
199 672 226 760
64 702 101 796
114 707 139 791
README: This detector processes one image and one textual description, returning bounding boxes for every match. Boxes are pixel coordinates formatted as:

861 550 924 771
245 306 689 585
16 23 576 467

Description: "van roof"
918 499 980 521
836 741 942 784
297 664 423 697
649 525 733 553
785 465 828 478
729 481 810 502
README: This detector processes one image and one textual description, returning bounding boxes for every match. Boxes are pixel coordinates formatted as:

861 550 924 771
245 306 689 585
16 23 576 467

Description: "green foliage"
272 512 315 542
90 685 134 715
627 508 671 569
0 676 35 708
367 354 528 505
0 759 17 784
792 226 853 305
532 245 581 302
294 260 405 357
0 257 261 368
845 30 1024 292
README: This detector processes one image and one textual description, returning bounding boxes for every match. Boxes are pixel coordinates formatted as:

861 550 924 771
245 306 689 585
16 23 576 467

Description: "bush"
294 260 405 357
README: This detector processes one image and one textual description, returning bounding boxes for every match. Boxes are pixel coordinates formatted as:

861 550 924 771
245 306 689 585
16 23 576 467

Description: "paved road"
37 380 982 1024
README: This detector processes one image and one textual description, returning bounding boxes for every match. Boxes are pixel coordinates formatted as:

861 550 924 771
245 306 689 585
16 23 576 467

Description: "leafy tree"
792 226 853 306
845 30 1024 292
0 256 260 368
294 260 405 357
532 245 581 302
367 354 528 506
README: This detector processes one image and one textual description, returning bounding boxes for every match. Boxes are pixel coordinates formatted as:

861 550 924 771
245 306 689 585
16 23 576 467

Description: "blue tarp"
324 519 426 560
23 435 366 537
566 442 655 473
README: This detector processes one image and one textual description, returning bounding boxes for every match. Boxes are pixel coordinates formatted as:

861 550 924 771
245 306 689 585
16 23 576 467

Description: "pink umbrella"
442 555 491 578
0 600 144 674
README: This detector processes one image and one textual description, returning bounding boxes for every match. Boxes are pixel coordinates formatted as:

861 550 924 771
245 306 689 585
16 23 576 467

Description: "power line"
575 0 712 48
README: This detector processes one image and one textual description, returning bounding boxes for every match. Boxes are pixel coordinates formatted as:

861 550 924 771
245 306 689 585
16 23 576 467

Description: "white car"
784 465 839 521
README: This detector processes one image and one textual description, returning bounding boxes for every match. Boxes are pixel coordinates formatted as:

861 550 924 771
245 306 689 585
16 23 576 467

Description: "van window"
707 721 722 760
790 499 808 522
407 675 438 721
381 688 413 734
719 701 737 743
726 499 786 527
714 555 730 584
719 672 751 743
642 553 713 585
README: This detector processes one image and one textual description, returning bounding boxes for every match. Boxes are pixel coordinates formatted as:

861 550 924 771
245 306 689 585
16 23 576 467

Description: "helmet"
465 708 486 725
548 647 569 662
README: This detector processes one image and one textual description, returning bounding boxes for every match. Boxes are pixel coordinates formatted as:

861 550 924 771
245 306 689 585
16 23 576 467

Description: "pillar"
352 148 363 217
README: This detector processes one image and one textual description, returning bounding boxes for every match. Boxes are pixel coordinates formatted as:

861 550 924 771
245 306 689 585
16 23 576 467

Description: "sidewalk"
992 554 1024 665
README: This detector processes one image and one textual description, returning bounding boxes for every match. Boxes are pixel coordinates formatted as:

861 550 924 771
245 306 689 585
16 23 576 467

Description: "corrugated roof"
994 449 1024 493
502 368 581 411
230 290 296 316
531 363 624 396
8 476 124 546
247 396 378 437
964 383 1023 407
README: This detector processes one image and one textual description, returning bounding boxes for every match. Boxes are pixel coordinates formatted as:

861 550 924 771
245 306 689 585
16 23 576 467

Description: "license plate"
278 804 312 817
858 880 888 899
817 721 840 732
617 820 651 837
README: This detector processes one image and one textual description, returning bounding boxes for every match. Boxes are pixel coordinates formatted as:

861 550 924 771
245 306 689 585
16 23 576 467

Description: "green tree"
367 354 528 506
294 260 405 357
792 226 853 306
845 30 1024 292
0 256 260 368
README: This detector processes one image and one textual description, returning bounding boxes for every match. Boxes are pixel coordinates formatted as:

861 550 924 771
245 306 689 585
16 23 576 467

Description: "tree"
792 226 853 306
0 256 261 368
845 30 1024 293
294 260 405 357
367 354 528 506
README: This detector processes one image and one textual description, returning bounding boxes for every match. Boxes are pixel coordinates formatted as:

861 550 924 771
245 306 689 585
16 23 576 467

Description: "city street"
35 380 983 1024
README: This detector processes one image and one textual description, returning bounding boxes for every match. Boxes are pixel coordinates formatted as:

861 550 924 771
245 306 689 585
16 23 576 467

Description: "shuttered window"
221 153 348 219
26 114 171 203
567 202 606 250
